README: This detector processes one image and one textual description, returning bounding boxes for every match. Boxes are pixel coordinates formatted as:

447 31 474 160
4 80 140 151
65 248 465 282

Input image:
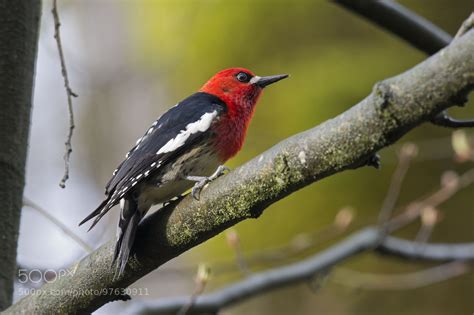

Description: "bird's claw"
191 165 230 200
210 165 230 180
191 180 208 200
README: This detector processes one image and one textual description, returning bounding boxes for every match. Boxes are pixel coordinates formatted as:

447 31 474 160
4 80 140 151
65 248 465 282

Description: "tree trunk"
0 0 41 310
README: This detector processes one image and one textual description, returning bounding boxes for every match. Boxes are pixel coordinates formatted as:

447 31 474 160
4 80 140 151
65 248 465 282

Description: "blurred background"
16 0 473 314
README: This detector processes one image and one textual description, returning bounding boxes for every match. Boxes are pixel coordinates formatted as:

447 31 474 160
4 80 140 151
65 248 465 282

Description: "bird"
79 68 288 276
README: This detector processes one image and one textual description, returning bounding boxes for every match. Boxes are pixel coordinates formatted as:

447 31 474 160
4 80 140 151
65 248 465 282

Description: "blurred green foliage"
116 0 473 314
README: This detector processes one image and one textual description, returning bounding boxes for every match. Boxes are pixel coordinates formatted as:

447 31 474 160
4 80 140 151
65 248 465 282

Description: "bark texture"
0 0 41 310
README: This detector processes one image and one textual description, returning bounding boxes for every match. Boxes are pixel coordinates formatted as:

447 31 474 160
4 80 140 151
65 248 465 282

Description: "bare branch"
431 112 474 128
23 197 93 254
335 2 474 131
333 0 451 54
52 0 78 188
388 169 474 232
377 143 417 237
378 236 474 261
332 262 469 290
129 228 474 315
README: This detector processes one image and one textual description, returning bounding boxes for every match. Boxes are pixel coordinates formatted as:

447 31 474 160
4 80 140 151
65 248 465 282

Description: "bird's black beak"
253 74 289 88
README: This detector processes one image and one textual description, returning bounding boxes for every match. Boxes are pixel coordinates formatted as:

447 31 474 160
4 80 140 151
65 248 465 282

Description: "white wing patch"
157 110 217 155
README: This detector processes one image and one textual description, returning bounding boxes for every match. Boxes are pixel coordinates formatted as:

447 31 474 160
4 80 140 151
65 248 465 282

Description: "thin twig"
431 113 474 128
52 0 78 188
23 197 93 253
226 230 251 276
377 143 417 238
177 264 210 315
413 206 439 248
388 168 474 232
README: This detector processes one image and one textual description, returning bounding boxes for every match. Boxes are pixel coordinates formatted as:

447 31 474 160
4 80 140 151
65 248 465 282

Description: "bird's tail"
113 197 142 277
78 198 110 231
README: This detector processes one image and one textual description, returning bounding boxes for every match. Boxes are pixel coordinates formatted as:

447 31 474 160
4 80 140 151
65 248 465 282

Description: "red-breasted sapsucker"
79 68 288 276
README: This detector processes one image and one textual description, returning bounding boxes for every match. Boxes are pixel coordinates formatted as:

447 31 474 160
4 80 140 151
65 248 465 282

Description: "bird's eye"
236 72 251 83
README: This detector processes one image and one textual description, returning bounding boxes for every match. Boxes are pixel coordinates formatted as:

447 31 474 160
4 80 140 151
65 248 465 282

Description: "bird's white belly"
137 146 221 209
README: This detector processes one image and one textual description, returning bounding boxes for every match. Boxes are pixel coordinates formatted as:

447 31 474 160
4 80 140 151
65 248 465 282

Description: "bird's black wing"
80 92 226 227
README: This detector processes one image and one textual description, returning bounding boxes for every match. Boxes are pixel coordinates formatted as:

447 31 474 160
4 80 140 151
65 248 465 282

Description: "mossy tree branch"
0 0 41 310
5 27 474 315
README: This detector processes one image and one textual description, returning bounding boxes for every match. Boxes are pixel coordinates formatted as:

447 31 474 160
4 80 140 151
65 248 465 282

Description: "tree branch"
431 109 474 128
333 0 452 54
129 228 474 315
378 236 474 261
331 262 469 291
5 26 474 314
335 2 474 129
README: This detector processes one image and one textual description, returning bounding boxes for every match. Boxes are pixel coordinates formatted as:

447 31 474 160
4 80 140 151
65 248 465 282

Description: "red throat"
199 68 263 161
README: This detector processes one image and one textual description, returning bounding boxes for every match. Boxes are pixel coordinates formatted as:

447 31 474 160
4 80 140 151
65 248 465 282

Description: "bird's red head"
200 68 288 113
200 67 288 161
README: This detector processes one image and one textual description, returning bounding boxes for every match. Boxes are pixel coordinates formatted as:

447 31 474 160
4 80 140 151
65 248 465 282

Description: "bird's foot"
187 165 230 200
